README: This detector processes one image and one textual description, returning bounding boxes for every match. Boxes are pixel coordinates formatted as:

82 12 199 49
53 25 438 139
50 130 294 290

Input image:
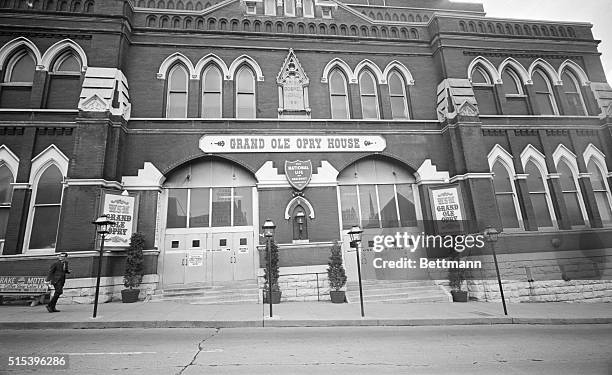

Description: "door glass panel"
167 189 187 228
397 184 417 227
359 184 379 228
339 185 359 229
378 185 398 228
190 188 210 227
212 187 231 227
233 187 252 226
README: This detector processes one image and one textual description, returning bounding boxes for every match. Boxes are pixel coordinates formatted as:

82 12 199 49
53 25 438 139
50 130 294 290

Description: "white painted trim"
449 173 493 182
498 57 530 84
193 53 230 80
488 144 524 230
354 59 385 84
558 59 590 86
321 58 355 84
520 144 557 229
11 182 30 189
383 60 414 85
415 159 449 184
228 54 264 81
583 143 607 167
529 58 562 85
0 37 43 71
41 39 88 73
552 145 590 227
514 174 528 180
64 178 122 189
284 195 315 219
122 162 165 190
467 56 500 84
156 52 196 80
0 144 20 179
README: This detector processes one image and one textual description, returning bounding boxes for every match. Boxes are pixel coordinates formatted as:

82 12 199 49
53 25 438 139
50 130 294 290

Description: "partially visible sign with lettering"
188 253 204 267
102 193 136 247
430 186 464 234
0 276 47 293
285 160 312 191
199 135 386 153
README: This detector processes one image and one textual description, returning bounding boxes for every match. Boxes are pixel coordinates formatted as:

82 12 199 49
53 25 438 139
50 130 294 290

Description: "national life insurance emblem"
285 160 312 191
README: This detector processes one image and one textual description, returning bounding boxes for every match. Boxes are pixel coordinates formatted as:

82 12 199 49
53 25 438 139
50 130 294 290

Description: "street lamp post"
262 219 276 318
484 226 507 316
348 225 365 318
91 214 116 318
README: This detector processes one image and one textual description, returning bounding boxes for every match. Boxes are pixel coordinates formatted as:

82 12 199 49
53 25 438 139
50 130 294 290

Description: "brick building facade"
0 0 611 304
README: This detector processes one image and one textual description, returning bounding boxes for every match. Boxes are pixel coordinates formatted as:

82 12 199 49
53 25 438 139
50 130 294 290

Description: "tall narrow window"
525 161 554 228
557 160 586 226
501 68 523 96
0 165 14 243
284 0 295 16
264 0 276 15
388 71 409 119
1 50 35 108
29 165 63 249
561 70 587 116
492 162 521 229
471 66 498 115
329 69 349 119
202 65 222 118
532 69 558 115
302 0 314 17
501 67 529 114
359 71 379 119
4 50 35 83
166 64 188 118
46 51 82 109
588 160 612 226
235 67 255 118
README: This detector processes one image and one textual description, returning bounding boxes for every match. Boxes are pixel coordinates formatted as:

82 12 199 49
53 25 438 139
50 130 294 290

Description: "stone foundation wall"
257 272 330 302
55 274 158 304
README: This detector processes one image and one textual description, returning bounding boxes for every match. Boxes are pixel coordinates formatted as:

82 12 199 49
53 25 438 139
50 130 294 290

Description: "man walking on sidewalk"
45 252 70 313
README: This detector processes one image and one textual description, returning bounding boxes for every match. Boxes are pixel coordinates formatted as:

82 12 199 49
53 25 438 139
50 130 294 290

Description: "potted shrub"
327 241 347 303
448 252 468 302
122 232 145 303
263 239 281 304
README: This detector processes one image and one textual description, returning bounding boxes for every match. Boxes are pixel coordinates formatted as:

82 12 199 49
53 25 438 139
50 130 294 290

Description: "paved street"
1 325 611 374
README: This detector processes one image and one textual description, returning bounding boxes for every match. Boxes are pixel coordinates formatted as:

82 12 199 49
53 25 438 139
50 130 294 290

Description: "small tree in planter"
122 232 145 303
327 241 347 303
448 250 469 302
263 239 281 304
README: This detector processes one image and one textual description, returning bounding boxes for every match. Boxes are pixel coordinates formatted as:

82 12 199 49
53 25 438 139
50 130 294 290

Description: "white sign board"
199 135 386 153
102 193 136 247
188 253 204 267
430 186 463 234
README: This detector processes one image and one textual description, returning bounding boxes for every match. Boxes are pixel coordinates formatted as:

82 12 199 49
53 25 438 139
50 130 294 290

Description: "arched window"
0 164 14 244
388 71 409 119
292 205 308 240
1 49 35 108
501 67 529 114
532 69 558 115
235 67 255 118
338 157 418 229
501 68 523 96
471 66 498 115
329 69 349 119
587 160 612 226
202 65 222 118
492 161 521 229
557 159 587 227
302 0 313 17
359 70 379 119
525 160 555 228
46 51 82 109
29 165 64 250
561 70 587 115
284 0 295 16
264 0 275 15
166 64 188 118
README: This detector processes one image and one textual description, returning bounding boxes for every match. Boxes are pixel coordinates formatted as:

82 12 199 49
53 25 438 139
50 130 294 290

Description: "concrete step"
153 280 260 304
345 280 450 303
347 295 451 303
347 280 438 288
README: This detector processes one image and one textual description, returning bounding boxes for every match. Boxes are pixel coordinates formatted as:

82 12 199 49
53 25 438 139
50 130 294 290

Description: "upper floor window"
388 71 409 119
0 164 14 244
46 51 82 109
501 68 523 96
532 69 558 115
561 70 587 116
202 65 222 118
557 159 587 227
525 160 555 229
359 70 379 119
284 0 295 16
235 67 256 118
329 69 349 119
470 65 498 115
166 64 188 118
4 50 35 84
491 161 521 229
587 160 612 226
264 0 276 15
303 0 314 17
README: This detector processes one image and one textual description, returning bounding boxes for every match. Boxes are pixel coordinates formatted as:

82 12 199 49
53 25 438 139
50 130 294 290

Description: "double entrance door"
162 230 255 286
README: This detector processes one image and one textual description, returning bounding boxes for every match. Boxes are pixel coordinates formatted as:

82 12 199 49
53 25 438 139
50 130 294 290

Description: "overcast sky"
454 0 612 84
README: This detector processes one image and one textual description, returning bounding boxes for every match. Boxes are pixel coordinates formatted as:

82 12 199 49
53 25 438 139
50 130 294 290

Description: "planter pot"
451 290 468 302
263 290 281 304
330 290 346 303
121 288 140 303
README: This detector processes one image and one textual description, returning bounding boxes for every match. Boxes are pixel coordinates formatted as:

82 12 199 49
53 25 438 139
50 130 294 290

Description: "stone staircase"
149 280 260 305
346 280 452 303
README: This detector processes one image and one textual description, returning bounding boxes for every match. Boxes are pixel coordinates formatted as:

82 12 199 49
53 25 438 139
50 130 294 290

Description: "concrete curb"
1 317 611 329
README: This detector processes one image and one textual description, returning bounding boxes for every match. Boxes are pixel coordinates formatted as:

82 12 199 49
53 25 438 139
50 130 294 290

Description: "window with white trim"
525 160 555 228
470 66 498 115
1 49 36 108
388 70 409 119
166 64 189 118
501 68 524 96
46 51 82 109
329 69 349 119
491 161 521 229
359 70 379 119
235 66 256 118
202 65 222 118
0 164 14 242
29 164 64 249
561 70 587 116
302 0 314 17
264 0 276 15
557 159 587 227
587 160 612 226
284 0 295 16
532 69 558 115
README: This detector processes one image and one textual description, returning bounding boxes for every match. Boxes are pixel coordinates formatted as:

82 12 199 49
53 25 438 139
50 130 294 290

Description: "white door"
163 234 186 286
232 232 254 280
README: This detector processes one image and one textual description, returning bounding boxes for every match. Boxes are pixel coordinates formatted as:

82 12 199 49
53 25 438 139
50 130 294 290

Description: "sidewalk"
0 300 610 329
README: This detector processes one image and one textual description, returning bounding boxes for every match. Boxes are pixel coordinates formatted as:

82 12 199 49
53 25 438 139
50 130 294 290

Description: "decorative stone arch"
194 53 229 80
528 58 561 85
41 39 88 73
0 37 43 71
558 59 590 86
583 143 609 173
337 153 419 183
552 144 580 174
156 52 196 79
284 195 315 219
382 60 414 85
520 144 548 175
487 144 516 175
0 144 20 179
228 55 264 81
467 56 500 84
498 57 530 84
321 58 355 84
354 59 385 84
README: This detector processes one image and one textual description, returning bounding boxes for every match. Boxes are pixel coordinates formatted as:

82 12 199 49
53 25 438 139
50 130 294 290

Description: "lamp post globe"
483 225 499 243
91 214 116 318
262 219 276 238
347 225 363 243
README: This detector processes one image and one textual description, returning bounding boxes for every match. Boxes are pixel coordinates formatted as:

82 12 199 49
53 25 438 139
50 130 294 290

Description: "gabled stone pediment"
277 48 309 85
